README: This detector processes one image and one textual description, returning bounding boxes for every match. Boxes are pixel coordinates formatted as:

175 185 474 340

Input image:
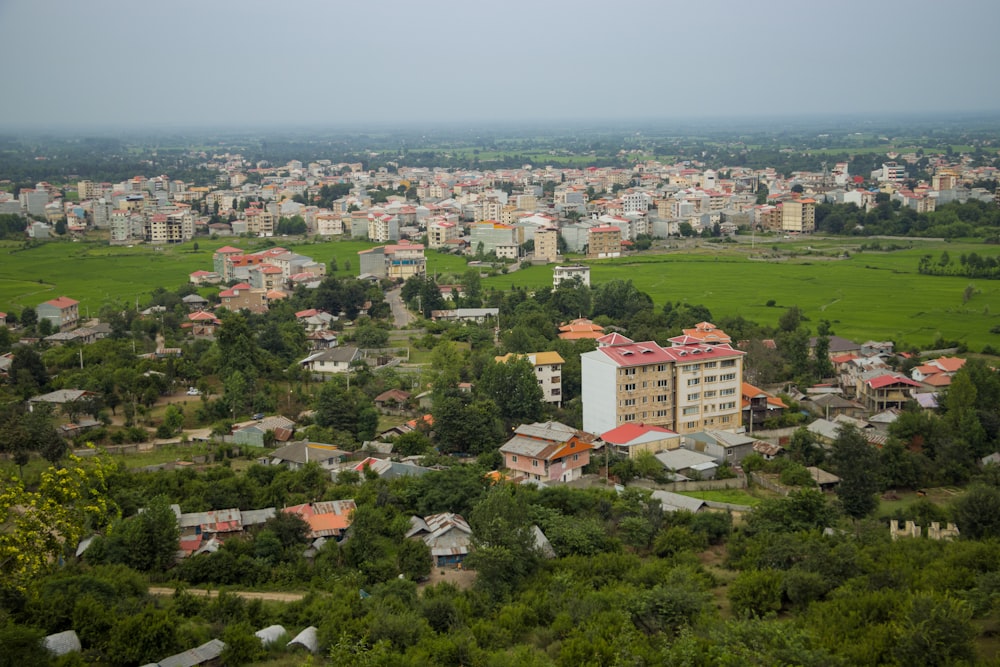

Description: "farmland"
5 235 1000 351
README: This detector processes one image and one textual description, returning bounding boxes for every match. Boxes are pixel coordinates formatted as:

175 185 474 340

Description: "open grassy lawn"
676 488 763 506
6 235 1000 351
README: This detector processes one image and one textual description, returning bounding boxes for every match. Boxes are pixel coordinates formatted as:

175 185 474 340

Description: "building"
553 265 590 288
581 334 744 435
470 221 522 257
668 321 732 347
600 423 680 459
781 198 816 233
357 242 426 281
427 220 459 249
495 351 565 407
741 382 788 430
499 421 595 483
534 227 559 263
299 346 362 374
587 225 622 258
36 296 79 330
406 513 473 567
858 374 922 412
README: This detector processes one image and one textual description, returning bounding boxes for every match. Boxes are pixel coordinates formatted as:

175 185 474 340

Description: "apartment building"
357 242 426 280
470 221 522 256
587 225 622 258
581 334 744 436
534 227 559 263
552 265 590 288
781 198 816 233
428 220 459 249
36 296 80 330
495 351 565 407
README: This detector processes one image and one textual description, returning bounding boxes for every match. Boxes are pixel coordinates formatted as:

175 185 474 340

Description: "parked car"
186 387 201 396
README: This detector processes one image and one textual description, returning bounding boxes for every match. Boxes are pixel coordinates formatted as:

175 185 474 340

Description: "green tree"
478 356 544 426
466 484 540 599
831 425 880 519
951 484 1000 539
106 606 178 666
729 569 784 618
592 279 653 321
892 593 976 667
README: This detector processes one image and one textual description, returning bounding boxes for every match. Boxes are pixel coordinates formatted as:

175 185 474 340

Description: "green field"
5 235 1000 351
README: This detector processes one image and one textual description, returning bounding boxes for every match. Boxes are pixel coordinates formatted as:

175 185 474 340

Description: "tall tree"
466 484 540 599
831 425 880 519
478 357 544 426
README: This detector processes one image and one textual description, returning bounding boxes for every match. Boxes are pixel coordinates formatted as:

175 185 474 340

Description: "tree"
831 425 880 519
92 495 179 572
892 593 976 667
478 357 544 426
465 484 539 599
729 569 783 618
591 279 653 321
951 484 1000 539
106 605 178 666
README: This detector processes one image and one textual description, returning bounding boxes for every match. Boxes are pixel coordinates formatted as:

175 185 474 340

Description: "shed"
157 639 226 667
287 626 319 653
44 630 82 657
255 625 287 647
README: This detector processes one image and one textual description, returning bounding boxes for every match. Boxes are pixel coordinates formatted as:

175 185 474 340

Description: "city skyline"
1 0 999 129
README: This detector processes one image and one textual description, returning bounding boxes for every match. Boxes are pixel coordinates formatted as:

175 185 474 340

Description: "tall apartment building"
581 334 744 435
781 198 816 233
534 227 559 263
470 221 522 255
587 225 622 258
428 220 459 248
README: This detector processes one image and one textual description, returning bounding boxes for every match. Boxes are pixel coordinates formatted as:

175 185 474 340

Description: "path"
386 286 416 328
148 586 306 602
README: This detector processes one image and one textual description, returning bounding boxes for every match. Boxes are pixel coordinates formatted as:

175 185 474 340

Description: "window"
687 393 700 401
687 378 700 386
704 361 717 368
721 359 736 368
624 398 636 407
624 414 636 422
683 406 699 415
551 365 560 371
683 364 700 373
551 388 561 396
512 455 517 463
624 383 636 391
532 460 538 468
572 453 579 461
704 390 716 398
721 416 731 423
657 364 668 372
721 373 737 381
720 401 737 410
657 379 670 387
656 409 669 417
720 388 736 396
552 376 561 384
686 421 697 429
704 375 717 383
622 368 636 376
538 380 543 385
657 394 669 402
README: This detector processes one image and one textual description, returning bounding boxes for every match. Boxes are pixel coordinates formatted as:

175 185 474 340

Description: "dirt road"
148 586 306 602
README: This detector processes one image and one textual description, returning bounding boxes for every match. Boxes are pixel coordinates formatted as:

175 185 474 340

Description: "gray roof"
44 630 81 657
287 626 319 653
702 430 754 448
499 435 550 458
158 639 226 667
806 418 841 441
532 524 556 559
300 346 361 364
255 625 287 647
649 490 708 513
270 440 347 465
655 448 718 471
29 389 90 404
515 421 580 441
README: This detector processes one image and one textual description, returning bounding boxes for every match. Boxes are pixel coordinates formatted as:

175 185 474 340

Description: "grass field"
676 488 762 506
5 235 1000 351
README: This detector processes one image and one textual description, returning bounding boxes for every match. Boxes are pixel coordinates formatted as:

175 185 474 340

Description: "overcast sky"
1 0 999 130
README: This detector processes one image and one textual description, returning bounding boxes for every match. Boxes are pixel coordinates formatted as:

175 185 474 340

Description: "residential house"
43 322 111 346
346 456 435 480
28 389 96 413
373 389 411 414
430 308 499 324
741 382 788 430
553 265 591 288
406 513 474 567
184 311 221 337
232 415 295 447
557 317 604 340
189 270 222 285
911 356 966 388
181 294 210 311
267 441 349 471
587 225 622 258
494 351 565 406
284 500 357 539
857 374 922 412
681 430 756 466
299 346 361 374
36 296 79 330
668 321 732 347
295 308 337 331
218 282 270 313
599 423 680 459
499 421 595 483
654 448 718 480
801 392 866 420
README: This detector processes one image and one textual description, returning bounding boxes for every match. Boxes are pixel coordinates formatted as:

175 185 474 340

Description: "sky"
1 0 999 130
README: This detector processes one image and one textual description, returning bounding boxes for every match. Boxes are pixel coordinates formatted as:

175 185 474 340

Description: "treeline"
918 249 1000 279
815 199 1000 238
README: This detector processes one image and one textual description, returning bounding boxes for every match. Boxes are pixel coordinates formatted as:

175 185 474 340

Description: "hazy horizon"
2 0 999 130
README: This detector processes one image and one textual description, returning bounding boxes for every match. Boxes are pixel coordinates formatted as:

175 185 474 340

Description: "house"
499 421 595 483
267 440 348 470
494 351 565 406
357 241 426 280
807 467 840 491
741 382 788 430
232 415 295 447
406 513 474 567
36 296 79 330
557 317 604 340
753 441 784 460
648 490 708 513
599 423 680 459
283 500 357 539
188 270 222 285
682 430 756 465
218 282 269 313
911 356 966 387
809 335 861 357
654 448 718 480
553 265 591 288
28 389 96 412
181 294 210 311
801 393 867 420
44 322 112 346
668 322 732 347
857 374 921 412
430 308 499 324
373 388 411 414
184 311 221 337
299 346 361 374
377 414 433 440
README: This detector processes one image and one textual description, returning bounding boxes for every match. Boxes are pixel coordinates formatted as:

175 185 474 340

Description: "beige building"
534 227 559 263
587 225 622 258
428 220 459 249
781 198 816 233
358 242 426 281
581 334 744 435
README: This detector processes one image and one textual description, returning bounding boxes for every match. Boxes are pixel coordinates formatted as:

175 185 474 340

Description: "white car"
186 387 201 396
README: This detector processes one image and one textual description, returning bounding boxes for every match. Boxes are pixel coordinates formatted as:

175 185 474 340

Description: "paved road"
386 286 416 328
